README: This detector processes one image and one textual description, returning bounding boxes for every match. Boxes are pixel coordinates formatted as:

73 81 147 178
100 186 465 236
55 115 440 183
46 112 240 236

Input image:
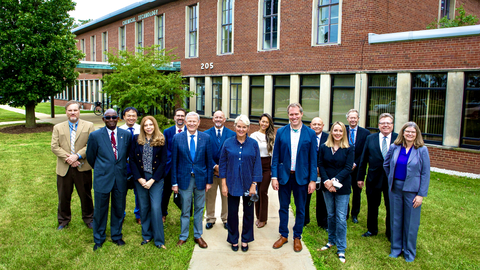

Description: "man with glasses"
357 113 397 241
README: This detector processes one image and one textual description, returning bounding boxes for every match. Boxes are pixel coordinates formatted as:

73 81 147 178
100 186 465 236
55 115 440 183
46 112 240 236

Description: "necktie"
178 129 182 133
70 125 76 154
350 129 355 145
316 136 320 151
128 127 134 141
111 131 117 160
382 136 388 158
217 129 221 143
190 134 196 161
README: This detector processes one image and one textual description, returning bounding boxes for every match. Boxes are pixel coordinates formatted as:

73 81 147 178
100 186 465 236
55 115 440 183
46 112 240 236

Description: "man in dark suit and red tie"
345 109 370 223
171 111 213 249
357 113 398 241
86 109 131 251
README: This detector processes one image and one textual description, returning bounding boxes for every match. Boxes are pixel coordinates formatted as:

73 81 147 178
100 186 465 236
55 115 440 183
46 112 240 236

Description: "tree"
102 45 191 116
0 0 83 128
72 19 92 29
427 4 479 29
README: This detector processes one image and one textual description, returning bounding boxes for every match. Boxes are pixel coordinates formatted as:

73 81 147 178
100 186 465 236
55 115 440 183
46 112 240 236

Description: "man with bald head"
87 109 132 251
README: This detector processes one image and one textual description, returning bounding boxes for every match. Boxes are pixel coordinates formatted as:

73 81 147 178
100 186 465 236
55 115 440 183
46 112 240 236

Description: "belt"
191 173 195 177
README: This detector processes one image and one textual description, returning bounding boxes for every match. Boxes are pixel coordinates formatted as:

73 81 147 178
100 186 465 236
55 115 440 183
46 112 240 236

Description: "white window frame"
135 21 144 53
154 14 165 53
217 0 234 55
101 32 108 62
257 0 281 51
185 3 199 58
90 36 96 61
312 0 342 46
118 26 126 51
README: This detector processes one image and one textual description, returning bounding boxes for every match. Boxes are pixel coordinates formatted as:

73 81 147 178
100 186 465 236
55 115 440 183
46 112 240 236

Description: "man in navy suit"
86 109 131 251
345 109 370 223
271 103 317 252
304 117 329 229
171 111 213 249
357 113 398 240
162 108 187 223
204 110 235 230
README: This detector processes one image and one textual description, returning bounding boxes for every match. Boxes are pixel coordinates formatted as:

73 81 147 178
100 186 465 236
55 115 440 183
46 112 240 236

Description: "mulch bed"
0 123 54 134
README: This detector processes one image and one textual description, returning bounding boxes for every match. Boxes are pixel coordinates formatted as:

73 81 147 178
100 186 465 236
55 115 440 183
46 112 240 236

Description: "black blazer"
129 134 168 182
357 132 398 193
318 144 354 195
346 126 370 167
316 131 329 150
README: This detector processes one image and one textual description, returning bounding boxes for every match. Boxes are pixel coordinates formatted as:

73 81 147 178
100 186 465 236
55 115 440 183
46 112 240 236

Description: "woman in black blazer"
129 116 168 249
318 121 354 264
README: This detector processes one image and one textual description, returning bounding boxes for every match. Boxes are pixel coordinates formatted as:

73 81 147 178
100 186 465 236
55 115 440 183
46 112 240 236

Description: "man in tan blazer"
51 100 95 230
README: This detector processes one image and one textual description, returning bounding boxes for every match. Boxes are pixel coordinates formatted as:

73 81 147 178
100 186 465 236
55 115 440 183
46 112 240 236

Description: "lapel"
75 120 85 142
407 147 418 164
101 127 117 161
219 128 228 146
392 144 400 166
285 125 292 157
183 131 193 163
62 122 71 146
117 129 125 162
195 132 204 162
296 124 307 156
373 132 382 157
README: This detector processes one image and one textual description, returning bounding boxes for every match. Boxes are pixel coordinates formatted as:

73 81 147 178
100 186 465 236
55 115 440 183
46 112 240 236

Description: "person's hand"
352 163 357 170
206 183 212 192
413 195 423 208
172 185 179 194
71 161 81 167
221 184 228 197
65 153 79 165
271 179 279 191
143 179 154 189
308 181 316 194
324 180 336 193
138 178 147 186
249 184 256 196
213 165 219 177
357 181 364 189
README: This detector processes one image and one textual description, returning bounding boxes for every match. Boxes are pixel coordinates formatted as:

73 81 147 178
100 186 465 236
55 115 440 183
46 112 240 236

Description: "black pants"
347 168 361 219
227 195 254 244
161 171 173 217
366 182 391 239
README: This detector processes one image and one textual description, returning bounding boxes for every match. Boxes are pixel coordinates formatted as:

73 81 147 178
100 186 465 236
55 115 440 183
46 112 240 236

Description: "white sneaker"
338 253 346 263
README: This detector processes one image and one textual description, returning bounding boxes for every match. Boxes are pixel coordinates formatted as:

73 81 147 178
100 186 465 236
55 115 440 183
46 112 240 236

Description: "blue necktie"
316 136 320 151
190 134 196 161
128 127 134 141
350 128 355 145
217 129 221 143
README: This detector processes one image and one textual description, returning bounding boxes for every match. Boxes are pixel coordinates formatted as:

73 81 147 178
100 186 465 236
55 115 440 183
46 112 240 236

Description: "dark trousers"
366 182 391 239
278 172 308 239
227 195 254 244
316 187 328 228
347 168 361 218
93 182 126 244
57 167 93 226
255 157 271 222
161 171 173 217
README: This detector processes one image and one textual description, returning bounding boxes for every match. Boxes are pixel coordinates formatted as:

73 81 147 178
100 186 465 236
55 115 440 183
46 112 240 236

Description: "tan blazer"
51 119 95 176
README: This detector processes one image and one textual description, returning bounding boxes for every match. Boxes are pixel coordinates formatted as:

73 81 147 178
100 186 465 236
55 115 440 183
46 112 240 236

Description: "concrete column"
355 73 368 127
395 73 411 133
443 72 465 147
74 82 78 100
82 81 87 102
290 74 300 104
264 75 273 116
241 75 250 116
222 76 230 118
205 76 212 117
319 74 331 126
189 77 196 112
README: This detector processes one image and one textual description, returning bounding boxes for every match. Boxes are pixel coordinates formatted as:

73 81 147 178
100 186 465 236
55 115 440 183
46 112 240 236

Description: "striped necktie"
70 124 76 154
382 136 388 158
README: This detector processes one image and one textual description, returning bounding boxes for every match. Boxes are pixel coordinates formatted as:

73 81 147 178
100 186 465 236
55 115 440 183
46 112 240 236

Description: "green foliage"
427 4 479 29
102 45 191 117
0 0 83 127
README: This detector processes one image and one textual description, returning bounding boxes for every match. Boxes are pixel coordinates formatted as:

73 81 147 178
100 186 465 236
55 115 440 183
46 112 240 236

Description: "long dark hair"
260 113 275 154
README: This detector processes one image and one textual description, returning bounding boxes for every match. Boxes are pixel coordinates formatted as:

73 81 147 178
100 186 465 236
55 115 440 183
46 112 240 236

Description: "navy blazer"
171 131 213 190
347 126 370 167
204 126 236 165
271 124 317 185
357 132 398 193
316 131 329 150
163 125 186 174
383 144 430 197
318 144 354 195
129 134 168 182
86 127 131 194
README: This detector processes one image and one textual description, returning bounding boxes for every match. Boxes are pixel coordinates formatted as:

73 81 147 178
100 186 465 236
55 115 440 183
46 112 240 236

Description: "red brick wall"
456 0 480 17
428 146 480 174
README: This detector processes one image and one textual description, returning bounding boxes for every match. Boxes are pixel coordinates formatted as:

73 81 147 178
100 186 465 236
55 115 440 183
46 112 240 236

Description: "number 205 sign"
201 63 214 70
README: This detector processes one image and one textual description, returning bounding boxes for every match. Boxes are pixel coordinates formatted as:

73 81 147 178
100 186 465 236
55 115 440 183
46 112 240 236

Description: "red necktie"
178 129 182 133
111 131 117 160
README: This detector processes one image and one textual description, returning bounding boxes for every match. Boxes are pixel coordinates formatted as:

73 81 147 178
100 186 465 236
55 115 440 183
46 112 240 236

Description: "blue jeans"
278 173 308 239
179 175 205 241
323 190 349 254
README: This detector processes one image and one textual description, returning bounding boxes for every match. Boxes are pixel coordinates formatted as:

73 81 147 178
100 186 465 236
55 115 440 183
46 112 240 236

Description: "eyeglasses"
104 116 118 120
379 122 393 125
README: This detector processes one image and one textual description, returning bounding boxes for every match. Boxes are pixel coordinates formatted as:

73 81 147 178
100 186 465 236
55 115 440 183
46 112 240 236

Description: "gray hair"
104 108 117 115
346 109 359 118
186 111 200 121
287 103 303 114
378 113 394 122
234 115 250 126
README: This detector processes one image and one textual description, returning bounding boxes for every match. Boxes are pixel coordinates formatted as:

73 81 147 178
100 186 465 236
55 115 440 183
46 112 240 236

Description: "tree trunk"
25 103 36 128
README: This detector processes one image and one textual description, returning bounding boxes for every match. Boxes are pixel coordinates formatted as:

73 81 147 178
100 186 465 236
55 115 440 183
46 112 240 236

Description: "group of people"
51 100 430 264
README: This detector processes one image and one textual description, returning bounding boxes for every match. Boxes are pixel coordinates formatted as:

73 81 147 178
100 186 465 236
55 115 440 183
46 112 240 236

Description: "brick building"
61 0 480 173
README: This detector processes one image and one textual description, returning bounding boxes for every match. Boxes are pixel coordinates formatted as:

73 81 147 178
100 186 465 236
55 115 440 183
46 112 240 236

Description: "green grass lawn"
0 108 26 122
19 102 95 115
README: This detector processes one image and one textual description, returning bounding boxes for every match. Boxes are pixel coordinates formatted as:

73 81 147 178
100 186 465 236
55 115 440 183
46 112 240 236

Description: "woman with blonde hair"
129 116 168 249
318 121 354 263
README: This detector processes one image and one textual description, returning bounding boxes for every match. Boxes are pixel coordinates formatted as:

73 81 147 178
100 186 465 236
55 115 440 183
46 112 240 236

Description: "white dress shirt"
290 126 301 171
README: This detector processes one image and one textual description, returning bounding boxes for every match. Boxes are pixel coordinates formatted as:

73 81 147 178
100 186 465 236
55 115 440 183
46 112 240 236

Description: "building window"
119 26 126 51
196 77 205 115
366 74 397 131
262 0 278 50
461 73 480 148
212 77 222 114
300 75 321 122
183 79 190 110
90 36 96 61
317 0 339 44
221 0 233 54
157 15 164 51
273 76 290 124
101 32 108 62
440 0 451 19
250 76 265 121
80 39 86 61
136 21 143 52
331 74 355 126
188 5 198 57
410 73 447 144
230 77 242 118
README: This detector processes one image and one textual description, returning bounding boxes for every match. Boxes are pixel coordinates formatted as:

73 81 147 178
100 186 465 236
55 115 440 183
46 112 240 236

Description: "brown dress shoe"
293 238 302 252
136 218 141 225
273 236 288 249
194 237 208 248
257 221 267 228
177 240 186 247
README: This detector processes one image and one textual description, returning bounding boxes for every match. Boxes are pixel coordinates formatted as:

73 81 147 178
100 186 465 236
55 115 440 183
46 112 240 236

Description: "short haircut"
65 100 80 110
123 107 138 117
378 113 394 123
346 109 359 118
234 115 250 126
175 108 187 116
104 108 117 116
287 103 303 114
186 111 200 121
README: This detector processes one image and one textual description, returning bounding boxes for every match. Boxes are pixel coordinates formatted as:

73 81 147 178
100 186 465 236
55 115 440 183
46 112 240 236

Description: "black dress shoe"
223 223 228 230
231 244 239 252
57 224 67 230
113 239 126 246
86 222 93 229
141 240 150 245
241 244 249 252
362 231 377 237
352 216 358 224
93 243 102 251
205 223 214 230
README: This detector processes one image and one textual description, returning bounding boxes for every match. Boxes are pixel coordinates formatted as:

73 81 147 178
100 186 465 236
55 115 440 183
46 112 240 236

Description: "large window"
461 73 480 148
119 26 126 51
273 76 290 124
250 76 265 120
157 15 164 51
317 0 339 44
136 21 143 52
90 36 96 61
262 0 278 50
410 73 447 144
80 39 86 61
221 0 233 54
300 75 320 122
230 77 242 118
101 32 108 62
196 77 205 115
331 74 355 126
188 5 198 57
212 77 222 114
182 79 190 110
366 74 397 131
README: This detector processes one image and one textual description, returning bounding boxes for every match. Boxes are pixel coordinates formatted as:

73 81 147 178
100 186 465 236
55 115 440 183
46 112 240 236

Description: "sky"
69 0 139 21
